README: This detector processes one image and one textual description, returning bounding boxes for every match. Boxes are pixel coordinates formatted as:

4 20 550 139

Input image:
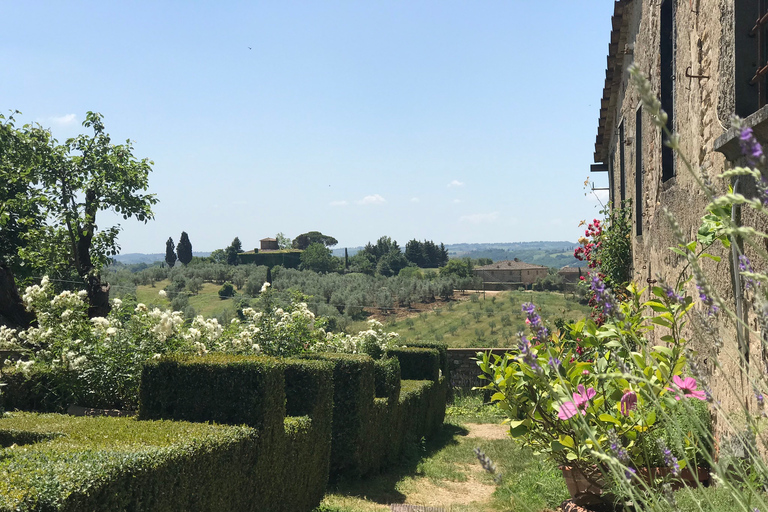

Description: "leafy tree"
165 237 177 267
275 232 292 250
300 243 338 273
209 248 226 264
439 258 473 279
0 112 49 326
292 231 338 250
176 232 193 265
376 249 408 277
3 112 156 318
230 236 243 253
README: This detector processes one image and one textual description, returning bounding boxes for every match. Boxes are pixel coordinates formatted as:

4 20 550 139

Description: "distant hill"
333 241 584 269
446 241 584 269
118 241 584 269
113 252 211 265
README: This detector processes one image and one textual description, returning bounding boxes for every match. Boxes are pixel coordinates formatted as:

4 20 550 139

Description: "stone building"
473 260 548 290
259 238 279 251
593 0 768 437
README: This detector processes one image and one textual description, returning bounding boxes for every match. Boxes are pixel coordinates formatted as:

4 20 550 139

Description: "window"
660 0 675 181
635 107 644 237
619 121 626 202
735 1 768 117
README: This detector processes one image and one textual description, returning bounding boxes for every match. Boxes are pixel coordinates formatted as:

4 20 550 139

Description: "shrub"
373 356 401 405
218 282 235 298
386 347 440 382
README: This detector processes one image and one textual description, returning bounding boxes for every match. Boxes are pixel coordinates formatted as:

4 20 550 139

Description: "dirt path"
395 423 509 511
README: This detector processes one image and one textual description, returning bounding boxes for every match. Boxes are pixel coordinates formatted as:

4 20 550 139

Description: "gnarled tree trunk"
0 263 36 328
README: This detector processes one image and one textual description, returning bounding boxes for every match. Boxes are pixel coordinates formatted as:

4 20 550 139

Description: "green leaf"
700 253 721 263
599 413 621 425
645 411 656 427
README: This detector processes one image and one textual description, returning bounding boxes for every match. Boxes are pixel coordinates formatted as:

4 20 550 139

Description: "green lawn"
134 279 246 319
380 290 592 348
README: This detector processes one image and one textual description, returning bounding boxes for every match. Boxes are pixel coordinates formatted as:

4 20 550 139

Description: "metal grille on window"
751 0 768 108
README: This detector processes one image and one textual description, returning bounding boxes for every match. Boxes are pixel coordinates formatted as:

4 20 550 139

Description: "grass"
134 279 244 318
381 290 592 348
316 391 569 512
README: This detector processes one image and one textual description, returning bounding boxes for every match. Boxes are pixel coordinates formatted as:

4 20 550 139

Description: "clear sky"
3 1 614 254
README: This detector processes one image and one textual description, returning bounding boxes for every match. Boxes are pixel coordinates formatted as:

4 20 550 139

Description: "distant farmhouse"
259 238 279 252
557 266 586 286
473 260 548 290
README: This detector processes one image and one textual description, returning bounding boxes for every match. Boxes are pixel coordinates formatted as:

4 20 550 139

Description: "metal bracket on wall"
685 66 709 91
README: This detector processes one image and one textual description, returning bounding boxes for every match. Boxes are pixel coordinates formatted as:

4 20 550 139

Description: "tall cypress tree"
165 237 177 267
176 231 193 265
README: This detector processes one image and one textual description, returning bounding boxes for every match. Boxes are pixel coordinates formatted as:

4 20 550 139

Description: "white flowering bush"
2 278 400 409
311 319 400 358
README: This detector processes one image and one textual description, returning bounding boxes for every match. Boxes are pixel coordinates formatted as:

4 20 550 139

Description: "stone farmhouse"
473 260 548 290
593 0 768 435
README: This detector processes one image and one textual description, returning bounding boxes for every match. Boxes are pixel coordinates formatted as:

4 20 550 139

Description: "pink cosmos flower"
620 390 637 416
558 384 596 420
666 375 706 401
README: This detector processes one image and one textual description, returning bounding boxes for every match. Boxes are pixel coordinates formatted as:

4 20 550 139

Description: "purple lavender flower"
696 285 719 316
548 356 561 369
521 302 548 341
756 389 765 409
624 467 637 482
739 255 757 290
662 284 685 304
657 439 680 477
589 273 623 319
608 429 629 463
517 335 541 372
740 127 764 166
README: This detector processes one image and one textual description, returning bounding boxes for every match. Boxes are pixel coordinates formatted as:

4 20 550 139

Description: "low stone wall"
447 347 512 389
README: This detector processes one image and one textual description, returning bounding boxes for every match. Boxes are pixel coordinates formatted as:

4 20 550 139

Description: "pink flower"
620 390 637 416
666 375 706 401
558 384 596 420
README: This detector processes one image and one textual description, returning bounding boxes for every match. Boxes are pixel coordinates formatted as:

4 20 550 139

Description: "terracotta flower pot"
561 464 710 505
560 466 606 505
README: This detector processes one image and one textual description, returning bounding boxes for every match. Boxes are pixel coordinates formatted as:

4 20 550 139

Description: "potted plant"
477 279 712 506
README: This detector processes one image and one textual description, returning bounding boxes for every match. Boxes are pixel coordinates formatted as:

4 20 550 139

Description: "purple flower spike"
740 127 764 166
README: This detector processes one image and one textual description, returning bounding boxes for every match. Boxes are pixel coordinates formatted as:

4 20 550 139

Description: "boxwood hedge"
386 347 440 382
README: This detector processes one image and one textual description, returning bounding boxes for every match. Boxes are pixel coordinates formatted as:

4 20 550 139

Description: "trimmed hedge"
0 367 77 413
282 359 335 511
138 354 286 431
237 250 302 268
302 353 375 476
137 354 333 512
0 413 263 512
386 347 440 382
402 341 450 380
373 356 401 405
2 352 448 509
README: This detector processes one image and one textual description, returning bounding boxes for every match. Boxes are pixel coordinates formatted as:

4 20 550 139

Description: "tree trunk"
0 263 36 328
87 275 111 318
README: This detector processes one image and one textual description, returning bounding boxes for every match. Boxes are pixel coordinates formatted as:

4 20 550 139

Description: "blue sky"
3 1 614 253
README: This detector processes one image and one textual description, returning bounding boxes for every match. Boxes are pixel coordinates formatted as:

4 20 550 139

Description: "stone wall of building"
448 348 512 389
601 0 765 441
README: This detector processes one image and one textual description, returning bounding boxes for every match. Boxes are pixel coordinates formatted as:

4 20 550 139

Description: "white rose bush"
1 278 400 410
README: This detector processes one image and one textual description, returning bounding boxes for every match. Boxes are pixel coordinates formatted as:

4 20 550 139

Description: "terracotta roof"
474 260 548 271
594 0 632 164
260 238 277 242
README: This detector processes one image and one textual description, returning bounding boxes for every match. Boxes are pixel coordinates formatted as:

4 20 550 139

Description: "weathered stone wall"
448 348 512 389
603 0 764 442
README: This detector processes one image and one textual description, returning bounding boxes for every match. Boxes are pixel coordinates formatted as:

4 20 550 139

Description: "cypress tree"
165 237 177 267
177 232 193 265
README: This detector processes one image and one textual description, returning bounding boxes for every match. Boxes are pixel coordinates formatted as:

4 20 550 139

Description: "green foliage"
138 354 286 429
404 239 449 268
275 232 292 250
386 347 440 382
373 356 401 405
300 243 339 273
439 258 473 278
236 250 302 269
293 231 338 250
164 237 177 267
598 201 633 287
0 412 273 512
401 340 450 380
218 281 235 298
176 231 193 265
